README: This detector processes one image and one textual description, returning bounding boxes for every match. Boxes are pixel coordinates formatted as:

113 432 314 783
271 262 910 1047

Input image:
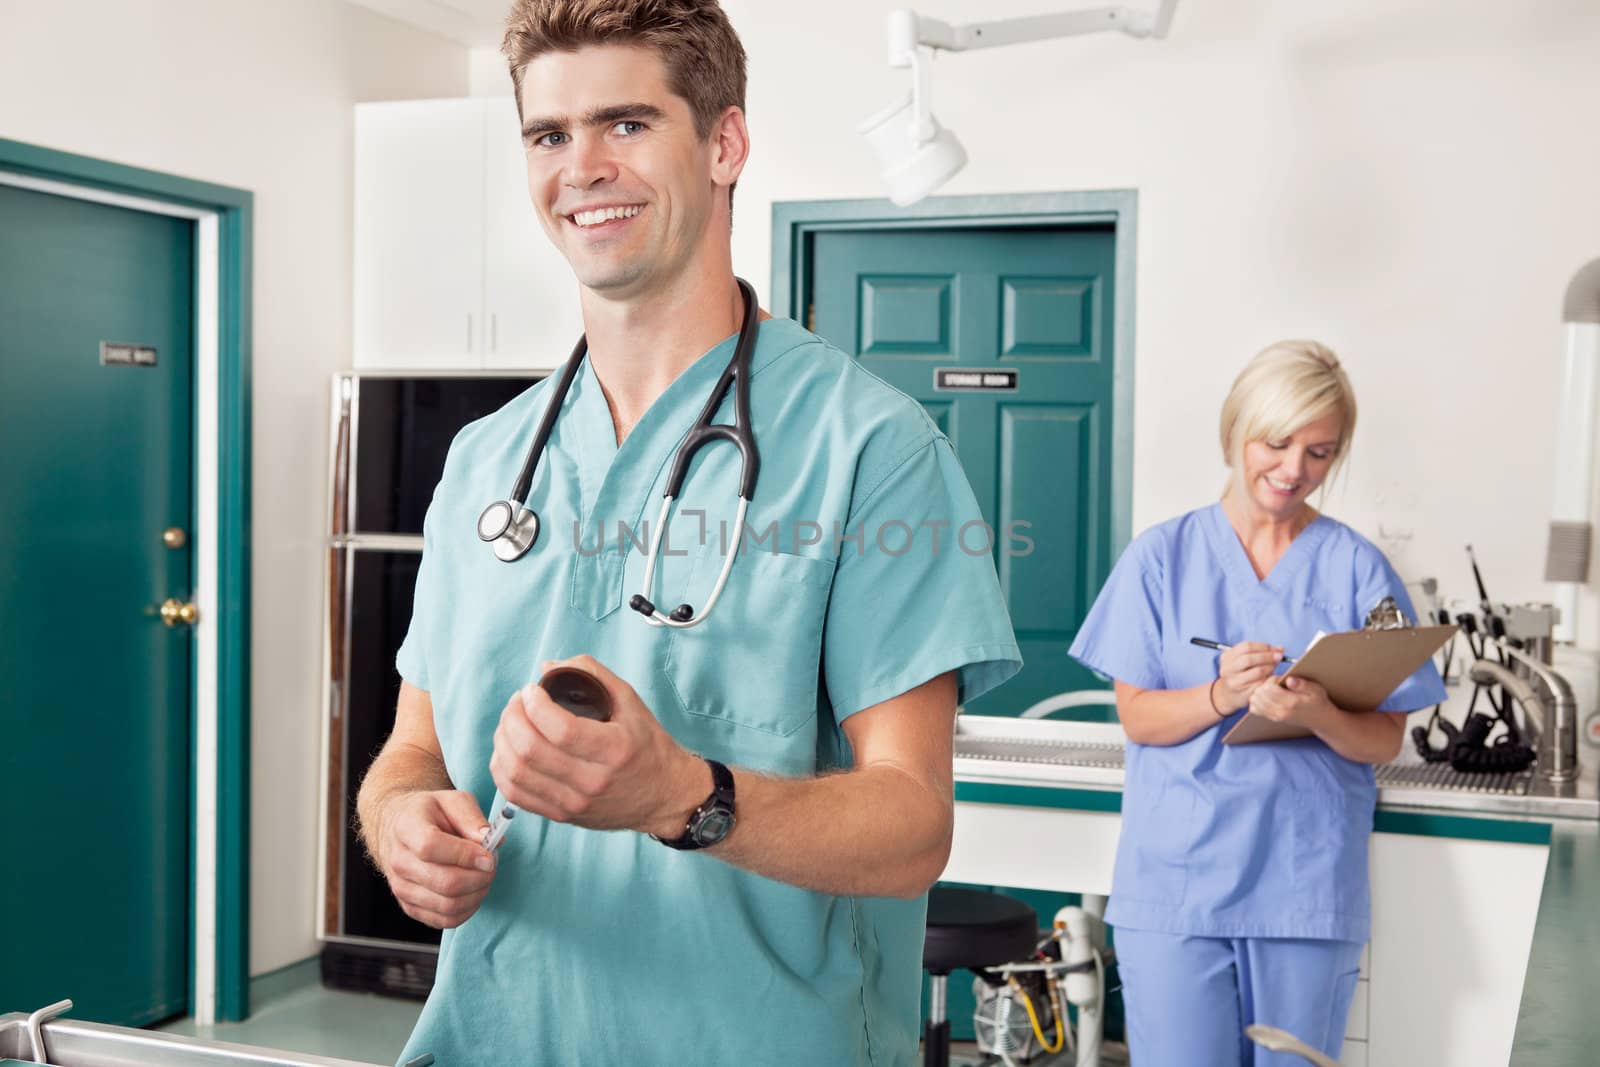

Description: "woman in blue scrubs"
1069 341 1446 1066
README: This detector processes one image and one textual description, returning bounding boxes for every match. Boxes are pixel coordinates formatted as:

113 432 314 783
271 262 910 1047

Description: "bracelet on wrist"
1208 678 1228 718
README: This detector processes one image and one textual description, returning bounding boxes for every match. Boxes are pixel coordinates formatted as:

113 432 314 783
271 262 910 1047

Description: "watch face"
692 808 735 846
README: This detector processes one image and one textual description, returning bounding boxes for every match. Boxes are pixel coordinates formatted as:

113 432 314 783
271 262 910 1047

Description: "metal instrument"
1363 595 1409 630
968 905 1113 1067
1244 1024 1341 1067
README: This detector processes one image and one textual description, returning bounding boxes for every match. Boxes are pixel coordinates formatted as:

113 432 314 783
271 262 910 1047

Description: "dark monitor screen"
353 376 540 536
340 547 439 946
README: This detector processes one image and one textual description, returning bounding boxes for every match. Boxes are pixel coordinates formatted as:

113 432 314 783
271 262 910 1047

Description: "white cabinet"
354 97 582 371
1366 832 1548 1067
946 796 1551 1067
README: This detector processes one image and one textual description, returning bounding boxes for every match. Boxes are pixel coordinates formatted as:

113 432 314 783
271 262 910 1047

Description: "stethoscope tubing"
512 334 588 508
480 279 762 629
636 494 750 628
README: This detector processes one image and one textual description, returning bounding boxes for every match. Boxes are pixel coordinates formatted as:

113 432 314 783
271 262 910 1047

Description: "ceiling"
345 0 509 48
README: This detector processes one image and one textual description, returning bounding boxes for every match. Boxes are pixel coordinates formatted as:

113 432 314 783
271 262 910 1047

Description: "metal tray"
0 1015 381 1067
952 713 1599 818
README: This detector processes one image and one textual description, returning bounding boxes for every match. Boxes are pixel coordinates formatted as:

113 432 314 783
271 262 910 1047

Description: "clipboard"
1221 624 1456 744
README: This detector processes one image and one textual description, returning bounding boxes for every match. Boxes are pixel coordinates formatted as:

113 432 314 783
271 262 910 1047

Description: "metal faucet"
1495 638 1579 785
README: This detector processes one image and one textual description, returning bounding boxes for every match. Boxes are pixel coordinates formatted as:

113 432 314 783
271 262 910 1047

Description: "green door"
0 183 194 1024
812 225 1119 717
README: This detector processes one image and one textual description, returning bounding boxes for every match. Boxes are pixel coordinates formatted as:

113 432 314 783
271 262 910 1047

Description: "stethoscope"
476 278 762 629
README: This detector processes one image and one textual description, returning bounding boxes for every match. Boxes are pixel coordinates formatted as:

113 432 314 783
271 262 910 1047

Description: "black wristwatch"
654 758 736 851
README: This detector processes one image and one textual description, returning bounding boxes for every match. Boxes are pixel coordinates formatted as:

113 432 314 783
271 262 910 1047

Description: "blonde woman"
1068 341 1444 1065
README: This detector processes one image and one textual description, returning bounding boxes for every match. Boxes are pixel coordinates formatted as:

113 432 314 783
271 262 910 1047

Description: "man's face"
517 45 721 298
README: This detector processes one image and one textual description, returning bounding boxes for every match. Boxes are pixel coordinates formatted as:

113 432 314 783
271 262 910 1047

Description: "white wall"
0 0 467 976
720 0 1600 638
7 0 1597 990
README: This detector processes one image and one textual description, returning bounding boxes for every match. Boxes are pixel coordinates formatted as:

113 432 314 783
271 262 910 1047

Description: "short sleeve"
822 437 1022 720
394 484 444 693
1353 546 1448 712
1067 534 1166 691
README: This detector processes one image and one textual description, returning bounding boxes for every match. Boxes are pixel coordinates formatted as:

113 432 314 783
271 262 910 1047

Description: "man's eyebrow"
521 102 667 141
583 102 667 127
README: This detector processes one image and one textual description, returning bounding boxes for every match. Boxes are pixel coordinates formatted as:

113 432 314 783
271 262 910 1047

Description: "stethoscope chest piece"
478 499 540 562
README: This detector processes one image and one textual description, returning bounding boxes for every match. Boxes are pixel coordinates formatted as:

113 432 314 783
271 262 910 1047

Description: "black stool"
921 887 1039 1067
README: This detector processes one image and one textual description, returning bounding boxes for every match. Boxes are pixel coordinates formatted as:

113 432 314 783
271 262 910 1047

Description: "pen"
1189 636 1295 666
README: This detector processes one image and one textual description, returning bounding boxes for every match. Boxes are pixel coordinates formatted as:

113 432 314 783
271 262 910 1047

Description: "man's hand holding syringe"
480 665 615 851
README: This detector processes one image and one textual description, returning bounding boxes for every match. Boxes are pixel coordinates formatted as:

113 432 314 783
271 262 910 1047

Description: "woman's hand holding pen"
1213 642 1284 714
1248 674 1334 728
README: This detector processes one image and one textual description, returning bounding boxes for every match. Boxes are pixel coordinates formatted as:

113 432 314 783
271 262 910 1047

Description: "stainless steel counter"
0 1014 381 1067
952 716 1600 820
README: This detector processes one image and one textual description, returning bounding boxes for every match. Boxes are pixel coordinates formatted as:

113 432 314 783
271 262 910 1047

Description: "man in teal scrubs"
357 2 1021 1063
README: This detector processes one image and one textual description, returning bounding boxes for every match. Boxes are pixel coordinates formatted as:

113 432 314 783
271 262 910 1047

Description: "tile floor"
153 964 1102 1066
156 979 424 1065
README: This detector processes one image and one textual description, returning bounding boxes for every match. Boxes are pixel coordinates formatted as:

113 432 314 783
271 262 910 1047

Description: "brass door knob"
160 598 199 628
163 527 187 549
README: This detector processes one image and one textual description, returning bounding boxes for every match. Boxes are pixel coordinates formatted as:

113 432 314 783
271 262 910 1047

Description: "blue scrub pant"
1114 929 1363 1066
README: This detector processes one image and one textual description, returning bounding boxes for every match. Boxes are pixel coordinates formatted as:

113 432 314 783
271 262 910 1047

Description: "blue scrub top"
394 317 1021 1066
1068 503 1445 943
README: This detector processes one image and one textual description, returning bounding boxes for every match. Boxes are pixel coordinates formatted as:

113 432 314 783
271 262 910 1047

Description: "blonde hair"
1219 340 1358 482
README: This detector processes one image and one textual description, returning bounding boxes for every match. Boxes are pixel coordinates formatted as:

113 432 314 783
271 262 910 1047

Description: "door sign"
934 367 1018 392
100 341 158 367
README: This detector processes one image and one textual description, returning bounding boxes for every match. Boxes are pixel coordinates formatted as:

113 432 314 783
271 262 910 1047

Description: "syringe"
482 804 515 852
479 667 612 854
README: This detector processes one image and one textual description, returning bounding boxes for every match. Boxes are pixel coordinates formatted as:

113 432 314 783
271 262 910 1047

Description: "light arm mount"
887 0 1178 67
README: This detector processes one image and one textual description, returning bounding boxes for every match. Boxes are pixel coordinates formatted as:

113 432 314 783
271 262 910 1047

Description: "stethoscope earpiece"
627 596 695 623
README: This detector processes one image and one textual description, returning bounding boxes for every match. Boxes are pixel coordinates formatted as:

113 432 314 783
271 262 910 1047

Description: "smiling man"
355 2 1021 1064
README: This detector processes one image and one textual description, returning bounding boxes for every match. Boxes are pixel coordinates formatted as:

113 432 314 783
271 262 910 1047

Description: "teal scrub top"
1068 504 1446 943
393 318 1022 1066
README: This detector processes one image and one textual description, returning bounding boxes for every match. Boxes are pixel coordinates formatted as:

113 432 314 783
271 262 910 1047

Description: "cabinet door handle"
491 313 498 353
466 314 473 353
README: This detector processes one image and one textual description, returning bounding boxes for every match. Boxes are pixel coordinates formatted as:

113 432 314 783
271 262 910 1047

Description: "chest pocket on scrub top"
662 548 835 736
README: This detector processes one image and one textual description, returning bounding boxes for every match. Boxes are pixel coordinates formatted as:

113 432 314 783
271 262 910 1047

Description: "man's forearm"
356 741 454 864
686 762 953 899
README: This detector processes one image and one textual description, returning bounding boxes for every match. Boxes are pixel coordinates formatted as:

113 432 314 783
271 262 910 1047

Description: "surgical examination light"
861 1 1181 206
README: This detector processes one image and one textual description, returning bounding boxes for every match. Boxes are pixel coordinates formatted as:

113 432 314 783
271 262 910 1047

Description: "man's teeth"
572 205 642 227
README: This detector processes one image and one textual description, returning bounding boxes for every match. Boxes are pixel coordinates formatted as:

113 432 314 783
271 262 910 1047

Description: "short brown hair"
502 0 747 139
